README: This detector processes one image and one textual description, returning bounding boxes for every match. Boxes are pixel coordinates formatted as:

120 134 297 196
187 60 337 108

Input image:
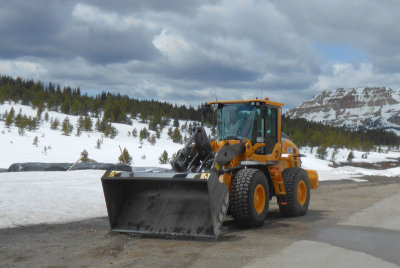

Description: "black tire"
279 168 310 217
230 168 269 227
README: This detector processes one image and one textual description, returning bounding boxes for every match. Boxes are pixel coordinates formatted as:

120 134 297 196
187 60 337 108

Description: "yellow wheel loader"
101 99 318 239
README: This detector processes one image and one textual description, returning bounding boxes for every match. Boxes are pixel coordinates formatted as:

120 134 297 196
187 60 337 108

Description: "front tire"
230 168 269 227
279 168 310 217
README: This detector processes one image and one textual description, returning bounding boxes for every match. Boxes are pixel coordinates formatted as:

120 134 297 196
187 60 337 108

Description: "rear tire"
279 168 310 217
230 168 269 227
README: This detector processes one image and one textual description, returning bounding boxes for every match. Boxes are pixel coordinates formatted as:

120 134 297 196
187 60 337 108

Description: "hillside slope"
0 102 191 169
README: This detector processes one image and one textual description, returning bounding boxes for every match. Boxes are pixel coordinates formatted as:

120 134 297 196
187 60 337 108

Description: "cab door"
264 107 278 155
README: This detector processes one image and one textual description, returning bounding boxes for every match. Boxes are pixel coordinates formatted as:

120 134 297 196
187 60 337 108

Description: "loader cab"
215 101 279 155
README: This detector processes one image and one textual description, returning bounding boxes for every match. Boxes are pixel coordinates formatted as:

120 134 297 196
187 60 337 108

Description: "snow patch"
0 170 106 229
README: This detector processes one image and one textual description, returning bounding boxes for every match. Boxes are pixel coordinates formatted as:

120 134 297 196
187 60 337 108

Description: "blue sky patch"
313 43 367 63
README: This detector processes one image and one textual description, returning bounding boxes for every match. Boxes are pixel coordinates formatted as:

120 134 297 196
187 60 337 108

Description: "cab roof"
208 98 284 107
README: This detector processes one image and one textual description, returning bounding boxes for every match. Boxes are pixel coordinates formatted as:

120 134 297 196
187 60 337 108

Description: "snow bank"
0 170 107 229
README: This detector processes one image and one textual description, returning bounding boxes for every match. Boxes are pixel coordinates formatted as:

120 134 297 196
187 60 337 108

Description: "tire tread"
279 168 310 217
230 168 267 227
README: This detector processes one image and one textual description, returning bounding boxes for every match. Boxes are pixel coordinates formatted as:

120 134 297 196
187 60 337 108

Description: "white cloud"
0 59 47 79
153 30 190 59
72 3 156 31
314 62 400 93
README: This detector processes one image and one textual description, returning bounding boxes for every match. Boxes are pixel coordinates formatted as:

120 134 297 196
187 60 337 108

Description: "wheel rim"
297 180 307 206
253 184 266 214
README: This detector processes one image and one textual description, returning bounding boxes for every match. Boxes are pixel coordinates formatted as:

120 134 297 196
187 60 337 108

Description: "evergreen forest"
0 75 398 151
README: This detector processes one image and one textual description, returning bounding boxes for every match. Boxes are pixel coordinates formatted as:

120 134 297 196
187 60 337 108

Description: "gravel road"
1 177 400 267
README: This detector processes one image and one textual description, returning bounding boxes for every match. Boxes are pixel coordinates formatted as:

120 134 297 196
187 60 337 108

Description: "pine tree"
5 107 15 128
14 111 22 126
139 113 147 123
33 136 39 147
139 127 150 141
95 139 102 149
173 118 179 127
347 151 355 162
132 128 138 137
119 148 132 165
148 134 156 145
316 145 327 160
104 124 118 138
172 127 182 144
95 116 108 133
71 99 82 115
61 117 74 135
167 127 173 138
50 118 60 130
80 150 89 162
18 124 25 136
28 117 39 131
159 150 169 164
2 110 8 119
61 98 71 114
75 126 82 137
36 104 44 119
16 115 29 135
83 116 93 132
159 117 169 130
77 115 85 131
148 116 159 131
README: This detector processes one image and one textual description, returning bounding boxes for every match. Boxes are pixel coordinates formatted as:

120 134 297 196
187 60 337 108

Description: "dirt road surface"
1 177 400 267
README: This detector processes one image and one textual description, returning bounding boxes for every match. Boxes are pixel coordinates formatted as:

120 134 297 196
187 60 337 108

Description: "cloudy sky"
1 0 399 108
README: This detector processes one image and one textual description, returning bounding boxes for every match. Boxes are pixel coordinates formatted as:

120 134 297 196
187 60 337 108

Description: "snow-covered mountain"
287 87 400 134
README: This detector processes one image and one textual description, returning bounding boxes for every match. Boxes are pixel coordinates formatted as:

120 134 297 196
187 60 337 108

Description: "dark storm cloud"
82 0 221 15
0 0 160 63
0 1 73 59
61 24 160 64
1 0 400 108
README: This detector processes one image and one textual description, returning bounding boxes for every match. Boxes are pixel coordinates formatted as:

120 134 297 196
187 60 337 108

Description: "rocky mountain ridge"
287 87 400 135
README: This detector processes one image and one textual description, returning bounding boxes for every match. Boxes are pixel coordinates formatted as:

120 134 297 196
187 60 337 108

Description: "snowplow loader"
101 99 319 239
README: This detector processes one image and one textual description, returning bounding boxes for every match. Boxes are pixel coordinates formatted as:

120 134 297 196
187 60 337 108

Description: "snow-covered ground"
301 146 400 179
0 170 106 229
1 101 400 229
0 102 184 168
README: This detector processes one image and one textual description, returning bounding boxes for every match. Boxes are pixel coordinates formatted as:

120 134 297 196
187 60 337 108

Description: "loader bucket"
101 171 229 239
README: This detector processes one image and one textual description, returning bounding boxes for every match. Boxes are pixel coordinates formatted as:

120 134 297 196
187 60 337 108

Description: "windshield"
217 103 256 140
